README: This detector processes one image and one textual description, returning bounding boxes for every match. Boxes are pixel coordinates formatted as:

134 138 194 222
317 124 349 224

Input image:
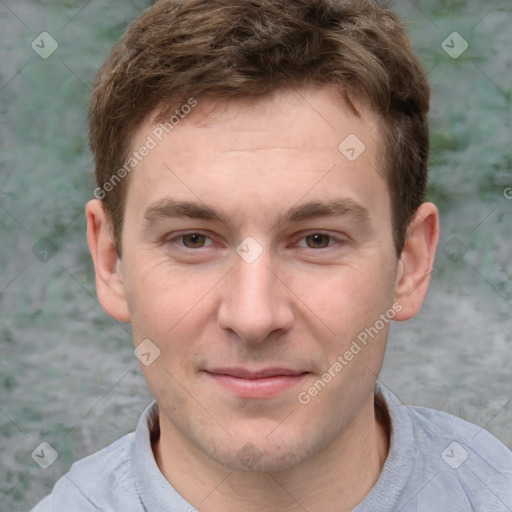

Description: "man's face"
119 86 400 472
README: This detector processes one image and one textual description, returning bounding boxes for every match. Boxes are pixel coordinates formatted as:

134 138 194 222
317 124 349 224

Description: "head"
89 0 431 258
86 0 438 474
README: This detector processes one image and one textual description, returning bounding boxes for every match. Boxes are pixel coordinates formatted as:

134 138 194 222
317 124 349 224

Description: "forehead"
123 86 389 226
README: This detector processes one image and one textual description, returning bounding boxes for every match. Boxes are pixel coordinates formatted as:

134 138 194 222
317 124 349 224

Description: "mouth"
202 367 309 399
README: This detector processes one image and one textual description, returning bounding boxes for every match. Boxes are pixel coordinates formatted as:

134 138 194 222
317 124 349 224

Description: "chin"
204 432 328 474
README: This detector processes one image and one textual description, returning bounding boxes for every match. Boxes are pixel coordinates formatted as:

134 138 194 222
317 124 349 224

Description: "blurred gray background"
0 0 511 510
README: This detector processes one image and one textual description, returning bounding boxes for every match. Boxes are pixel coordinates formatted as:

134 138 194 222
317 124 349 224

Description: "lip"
203 368 309 399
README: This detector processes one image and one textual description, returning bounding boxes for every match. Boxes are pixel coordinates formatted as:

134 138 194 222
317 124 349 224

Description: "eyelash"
165 231 215 249
164 231 345 250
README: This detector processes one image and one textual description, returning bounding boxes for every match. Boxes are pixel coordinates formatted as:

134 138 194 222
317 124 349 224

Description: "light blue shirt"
31 385 512 511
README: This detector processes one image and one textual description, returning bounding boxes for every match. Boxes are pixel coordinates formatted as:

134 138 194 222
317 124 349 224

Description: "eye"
305 233 332 248
166 232 214 249
182 233 209 248
296 233 337 249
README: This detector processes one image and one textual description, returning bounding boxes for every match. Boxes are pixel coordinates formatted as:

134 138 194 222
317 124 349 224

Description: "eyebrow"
282 199 370 225
143 197 370 228
144 199 230 225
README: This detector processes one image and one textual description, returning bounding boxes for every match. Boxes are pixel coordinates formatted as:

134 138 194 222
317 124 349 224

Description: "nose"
217 247 294 344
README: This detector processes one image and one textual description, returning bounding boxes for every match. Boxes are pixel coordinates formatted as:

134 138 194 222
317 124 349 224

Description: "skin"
86 85 439 512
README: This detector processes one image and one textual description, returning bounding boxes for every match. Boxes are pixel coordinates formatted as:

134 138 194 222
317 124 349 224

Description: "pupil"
308 234 328 248
185 234 204 247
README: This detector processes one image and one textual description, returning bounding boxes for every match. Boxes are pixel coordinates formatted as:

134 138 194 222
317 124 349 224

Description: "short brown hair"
88 0 430 256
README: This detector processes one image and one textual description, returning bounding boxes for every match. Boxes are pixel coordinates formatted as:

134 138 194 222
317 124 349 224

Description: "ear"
393 202 439 321
85 199 130 323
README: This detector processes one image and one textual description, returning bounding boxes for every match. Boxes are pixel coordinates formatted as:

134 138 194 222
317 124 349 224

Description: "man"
31 0 512 510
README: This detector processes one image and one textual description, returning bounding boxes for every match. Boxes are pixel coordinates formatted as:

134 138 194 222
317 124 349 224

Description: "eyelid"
162 229 348 251
292 231 348 248
165 230 216 248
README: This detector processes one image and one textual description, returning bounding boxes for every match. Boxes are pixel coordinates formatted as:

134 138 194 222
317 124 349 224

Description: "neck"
153 391 389 512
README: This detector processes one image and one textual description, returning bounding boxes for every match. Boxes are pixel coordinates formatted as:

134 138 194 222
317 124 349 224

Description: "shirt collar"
353 383 415 511
131 401 195 512
130 384 413 512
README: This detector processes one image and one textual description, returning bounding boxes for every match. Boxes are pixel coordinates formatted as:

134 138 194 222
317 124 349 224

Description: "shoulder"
32 404 153 512
30 428 143 511
380 385 512 509
407 400 512 469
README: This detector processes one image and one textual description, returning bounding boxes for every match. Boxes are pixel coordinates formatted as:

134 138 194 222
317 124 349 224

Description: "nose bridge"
236 252 274 304
218 246 293 342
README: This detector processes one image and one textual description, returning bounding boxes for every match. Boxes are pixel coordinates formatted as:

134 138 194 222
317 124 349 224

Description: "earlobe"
393 202 439 322
86 199 131 323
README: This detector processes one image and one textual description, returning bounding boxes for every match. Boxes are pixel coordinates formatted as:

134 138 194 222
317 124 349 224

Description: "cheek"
123 257 184 334
293 259 396 331
123 256 221 342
